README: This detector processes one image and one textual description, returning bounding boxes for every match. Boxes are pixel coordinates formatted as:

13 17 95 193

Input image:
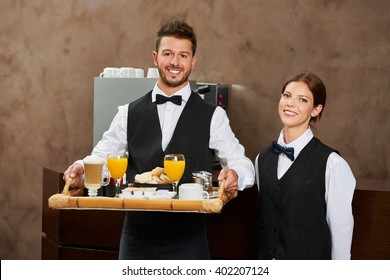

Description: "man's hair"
156 19 197 55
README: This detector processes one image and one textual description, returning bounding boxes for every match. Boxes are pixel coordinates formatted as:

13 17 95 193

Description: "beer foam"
83 155 104 164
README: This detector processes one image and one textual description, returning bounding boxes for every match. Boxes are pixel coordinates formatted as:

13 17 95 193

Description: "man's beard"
158 67 191 88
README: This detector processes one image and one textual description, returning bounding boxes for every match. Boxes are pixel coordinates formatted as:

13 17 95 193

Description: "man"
64 19 255 259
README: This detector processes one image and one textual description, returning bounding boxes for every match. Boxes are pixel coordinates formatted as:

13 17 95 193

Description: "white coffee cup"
135 68 145 78
99 67 120 78
118 67 136 78
147 67 159 78
178 183 210 200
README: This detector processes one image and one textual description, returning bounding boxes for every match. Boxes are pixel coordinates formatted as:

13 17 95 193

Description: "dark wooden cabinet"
351 180 390 259
42 165 125 259
42 165 389 260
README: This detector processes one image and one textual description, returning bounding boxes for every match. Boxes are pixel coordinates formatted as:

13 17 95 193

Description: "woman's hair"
156 19 197 55
282 72 327 123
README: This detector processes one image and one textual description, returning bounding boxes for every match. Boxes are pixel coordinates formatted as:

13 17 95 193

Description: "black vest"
121 91 216 254
257 137 336 260
126 91 216 183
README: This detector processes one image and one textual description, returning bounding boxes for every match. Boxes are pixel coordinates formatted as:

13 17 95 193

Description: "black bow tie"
272 141 295 161
155 94 182 105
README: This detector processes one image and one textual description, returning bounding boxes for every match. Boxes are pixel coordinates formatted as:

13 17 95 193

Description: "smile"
283 109 297 117
167 68 181 74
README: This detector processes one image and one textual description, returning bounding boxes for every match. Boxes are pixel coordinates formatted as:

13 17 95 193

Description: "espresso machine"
93 78 229 146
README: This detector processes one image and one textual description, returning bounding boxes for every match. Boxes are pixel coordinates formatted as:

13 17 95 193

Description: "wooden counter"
42 165 389 259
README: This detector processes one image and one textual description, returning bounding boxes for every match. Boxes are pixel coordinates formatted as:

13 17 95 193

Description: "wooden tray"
48 182 236 213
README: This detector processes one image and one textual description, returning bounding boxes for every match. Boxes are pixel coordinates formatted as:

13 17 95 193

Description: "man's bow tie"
155 94 182 105
272 141 295 161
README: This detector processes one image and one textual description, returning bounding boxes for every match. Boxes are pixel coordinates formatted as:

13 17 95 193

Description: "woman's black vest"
257 137 336 260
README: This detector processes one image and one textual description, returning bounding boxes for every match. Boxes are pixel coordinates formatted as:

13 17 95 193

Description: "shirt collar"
151 82 191 104
277 127 314 158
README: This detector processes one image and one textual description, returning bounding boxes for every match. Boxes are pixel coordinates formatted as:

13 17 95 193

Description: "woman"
255 72 356 260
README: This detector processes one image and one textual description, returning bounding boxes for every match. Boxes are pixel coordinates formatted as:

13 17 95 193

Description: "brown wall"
0 0 389 259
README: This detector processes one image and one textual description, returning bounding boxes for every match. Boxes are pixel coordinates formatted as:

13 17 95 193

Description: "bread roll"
152 175 164 184
159 174 172 184
135 171 152 183
151 167 165 176
135 167 172 184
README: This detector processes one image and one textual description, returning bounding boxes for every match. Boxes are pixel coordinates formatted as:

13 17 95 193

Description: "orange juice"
107 158 128 179
164 160 185 181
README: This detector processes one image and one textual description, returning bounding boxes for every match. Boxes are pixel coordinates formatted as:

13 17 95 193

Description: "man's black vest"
257 137 336 259
126 91 216 183
123 91 216 239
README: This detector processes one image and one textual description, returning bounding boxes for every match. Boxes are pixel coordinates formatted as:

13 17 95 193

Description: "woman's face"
278 81 322 132
152 36 197 93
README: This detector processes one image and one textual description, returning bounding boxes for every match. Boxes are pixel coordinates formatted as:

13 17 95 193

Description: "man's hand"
217 168 239 194
63 163 84 188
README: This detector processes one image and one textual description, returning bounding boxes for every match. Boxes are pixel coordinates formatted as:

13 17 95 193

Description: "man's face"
152 36 197 93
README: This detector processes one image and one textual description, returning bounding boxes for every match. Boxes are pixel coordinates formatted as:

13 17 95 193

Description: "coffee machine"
93 78 229 146
196 83 229 109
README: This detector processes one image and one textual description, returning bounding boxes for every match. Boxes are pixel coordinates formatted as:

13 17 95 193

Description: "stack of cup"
99 67 145 78
135 68 144 78
99 67 120 78
118 67 136 78
147 67 159 78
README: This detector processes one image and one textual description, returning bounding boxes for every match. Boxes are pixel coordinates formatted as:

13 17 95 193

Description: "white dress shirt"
84 82 255 190
255 128 356 259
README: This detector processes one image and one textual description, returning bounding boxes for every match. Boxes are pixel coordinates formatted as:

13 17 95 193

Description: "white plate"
122 188 157 193
119 193 145 199
119 190 176 199
145 191 177 199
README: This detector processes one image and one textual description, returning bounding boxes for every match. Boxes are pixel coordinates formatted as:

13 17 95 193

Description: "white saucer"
119 190 176 199
145 191 177 199
119 193 145 199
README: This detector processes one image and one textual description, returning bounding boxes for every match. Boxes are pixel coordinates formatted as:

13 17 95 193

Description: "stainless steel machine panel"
93 78 198 146
93 77 158 146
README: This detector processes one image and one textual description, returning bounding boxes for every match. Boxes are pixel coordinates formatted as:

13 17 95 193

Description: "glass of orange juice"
107 152 128 198
164 154 185 195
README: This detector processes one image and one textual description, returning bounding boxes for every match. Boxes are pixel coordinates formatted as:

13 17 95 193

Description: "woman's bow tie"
272 141 294 161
